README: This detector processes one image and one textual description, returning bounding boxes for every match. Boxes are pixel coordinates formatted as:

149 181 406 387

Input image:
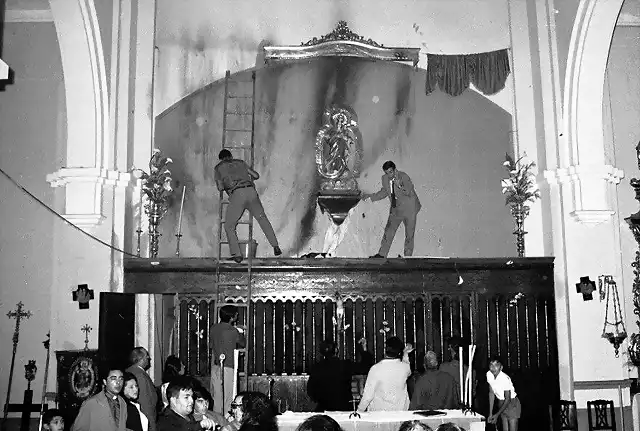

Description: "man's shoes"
274 246 282 256
369 254 384 258
228 255 243 263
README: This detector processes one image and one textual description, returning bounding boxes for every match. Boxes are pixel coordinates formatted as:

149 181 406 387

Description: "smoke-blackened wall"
155 57 514 258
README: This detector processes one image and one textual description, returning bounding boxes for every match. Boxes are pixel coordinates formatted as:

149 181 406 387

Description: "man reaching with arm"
214 149 282 263
362 161 421 258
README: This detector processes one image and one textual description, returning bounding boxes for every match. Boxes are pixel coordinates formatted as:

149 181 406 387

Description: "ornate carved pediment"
264 21 420 66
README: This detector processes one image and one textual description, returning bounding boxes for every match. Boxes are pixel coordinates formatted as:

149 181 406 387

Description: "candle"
459 346 464 406
177 186 186 234
467 345 472 406
466 345 476 407
138 185 143 229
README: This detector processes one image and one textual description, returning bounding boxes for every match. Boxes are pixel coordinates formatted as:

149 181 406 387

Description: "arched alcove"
155 57 514 258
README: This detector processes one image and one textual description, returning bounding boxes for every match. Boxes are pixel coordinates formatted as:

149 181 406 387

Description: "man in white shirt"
357 337 414 412
486 357 520 431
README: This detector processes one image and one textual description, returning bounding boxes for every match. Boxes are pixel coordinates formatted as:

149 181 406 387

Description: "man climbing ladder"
214 149 282 263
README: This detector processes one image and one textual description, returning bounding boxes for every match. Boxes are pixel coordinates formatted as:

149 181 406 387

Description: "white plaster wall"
155 0 510 113
0 22 64 415
608 26 640 379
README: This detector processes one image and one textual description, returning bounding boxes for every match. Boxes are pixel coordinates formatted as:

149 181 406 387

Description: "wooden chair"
587 400 616 431
549 400 578 430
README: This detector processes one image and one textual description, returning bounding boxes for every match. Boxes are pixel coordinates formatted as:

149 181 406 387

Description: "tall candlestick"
136 184 144 257
459 346 464 407
175 186 186 257
177 186 186 235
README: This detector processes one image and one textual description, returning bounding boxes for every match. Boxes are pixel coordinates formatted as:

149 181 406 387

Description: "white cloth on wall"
322 207 356 256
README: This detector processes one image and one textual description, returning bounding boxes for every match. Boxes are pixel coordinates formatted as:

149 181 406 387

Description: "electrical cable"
0 165 139 258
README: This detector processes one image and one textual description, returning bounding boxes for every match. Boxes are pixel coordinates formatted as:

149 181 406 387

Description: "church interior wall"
154 0 511 113
609 24 640 375
154 58 516 259
0 21 64 415
2 0 640 424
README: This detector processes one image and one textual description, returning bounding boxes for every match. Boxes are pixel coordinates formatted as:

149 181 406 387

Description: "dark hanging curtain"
425 49 510 97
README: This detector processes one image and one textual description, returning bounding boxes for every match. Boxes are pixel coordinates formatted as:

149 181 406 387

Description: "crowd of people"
306 335 520 431
41 305 518 431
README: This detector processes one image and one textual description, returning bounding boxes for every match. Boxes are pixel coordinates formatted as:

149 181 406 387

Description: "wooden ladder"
214 69 257 393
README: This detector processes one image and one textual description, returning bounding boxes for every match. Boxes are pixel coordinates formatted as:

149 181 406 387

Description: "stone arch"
562 0 625 223
49 0 109 169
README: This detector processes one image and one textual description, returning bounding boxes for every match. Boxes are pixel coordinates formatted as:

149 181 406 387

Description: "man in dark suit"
158 377 215 431
362 160 422 257
409 350 459 410
126 347 158 431
71 368 128 431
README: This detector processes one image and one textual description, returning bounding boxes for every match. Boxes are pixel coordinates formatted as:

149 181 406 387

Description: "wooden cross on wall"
72 284 94 310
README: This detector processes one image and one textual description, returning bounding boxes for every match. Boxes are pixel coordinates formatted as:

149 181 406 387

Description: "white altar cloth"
277 410 485 431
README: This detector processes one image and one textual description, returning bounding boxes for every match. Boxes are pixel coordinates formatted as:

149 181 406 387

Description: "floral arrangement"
501 153 540 213
132 149 174 215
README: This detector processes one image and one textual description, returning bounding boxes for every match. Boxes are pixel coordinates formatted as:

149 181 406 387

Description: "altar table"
277 410 485 431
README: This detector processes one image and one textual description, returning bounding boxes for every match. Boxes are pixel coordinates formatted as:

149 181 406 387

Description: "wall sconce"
598 275 613 302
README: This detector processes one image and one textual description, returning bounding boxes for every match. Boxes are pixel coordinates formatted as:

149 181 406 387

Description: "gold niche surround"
315 106 363 225
263 22 420 225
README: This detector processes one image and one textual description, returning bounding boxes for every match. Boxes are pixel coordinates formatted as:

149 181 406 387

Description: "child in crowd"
42 409 65 431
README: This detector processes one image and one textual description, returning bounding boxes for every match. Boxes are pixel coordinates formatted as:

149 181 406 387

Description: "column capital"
544 163 624 225
46 168 135 228
47 167 134 188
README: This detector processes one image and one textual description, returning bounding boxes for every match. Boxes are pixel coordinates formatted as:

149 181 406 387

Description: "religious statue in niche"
315 106 363 193
72 284 94 310
314 106 364 226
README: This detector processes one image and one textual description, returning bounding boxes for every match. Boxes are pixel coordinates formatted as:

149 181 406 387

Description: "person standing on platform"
362 161 421 258
126 347 158 431
487 357 520 431
209 305 246 416
357 337 413 412
214 149 282 263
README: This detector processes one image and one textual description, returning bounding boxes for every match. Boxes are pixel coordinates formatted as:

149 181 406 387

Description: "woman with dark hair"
237 392 277 431
295 414 343 431
122 371 149 431
397 420 432 431
357 336 413 411
162 355 184 383
434 424 465 431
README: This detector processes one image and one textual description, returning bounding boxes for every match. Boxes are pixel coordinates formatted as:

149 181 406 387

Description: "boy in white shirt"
486 357 520 431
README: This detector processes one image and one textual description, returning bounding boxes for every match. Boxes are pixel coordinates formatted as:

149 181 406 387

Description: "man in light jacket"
363 160 422 257
71 368 128 431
